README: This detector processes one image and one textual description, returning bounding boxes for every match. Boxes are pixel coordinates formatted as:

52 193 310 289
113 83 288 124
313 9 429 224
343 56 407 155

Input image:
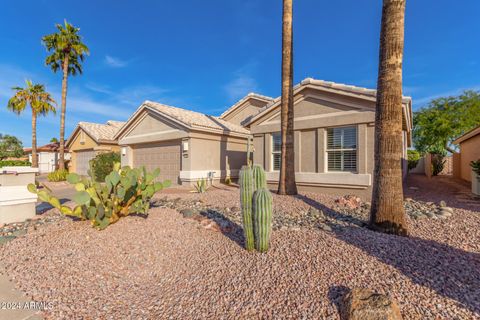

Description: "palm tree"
42 20 89 170
369 0 408 236
7 80 56 168
278 0 298 195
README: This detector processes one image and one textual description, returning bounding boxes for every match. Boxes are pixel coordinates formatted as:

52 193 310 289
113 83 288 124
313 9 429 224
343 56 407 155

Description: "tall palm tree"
278 0 298 195
370 0 408 236
7 80 56 168
42 20 89 170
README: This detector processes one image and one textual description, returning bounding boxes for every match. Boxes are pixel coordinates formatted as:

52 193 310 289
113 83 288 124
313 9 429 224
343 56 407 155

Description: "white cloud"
224 74 258 102
104 55 128 68
414 84 480 108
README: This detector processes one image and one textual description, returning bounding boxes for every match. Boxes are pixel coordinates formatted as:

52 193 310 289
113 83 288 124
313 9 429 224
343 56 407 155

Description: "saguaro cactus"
253 187 273 252
239 165 255 250
252 164 266 191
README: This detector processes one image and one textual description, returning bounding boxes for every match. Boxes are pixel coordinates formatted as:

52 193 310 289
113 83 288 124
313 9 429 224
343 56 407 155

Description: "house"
66 120 125 175
219 93 274 126
114 101 250 185
244 78 413 199
23 142 71 173
453 125 480 182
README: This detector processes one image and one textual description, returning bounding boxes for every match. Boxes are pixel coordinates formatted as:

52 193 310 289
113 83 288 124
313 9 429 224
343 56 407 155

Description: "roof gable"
220 93 274 120
66 120 125 148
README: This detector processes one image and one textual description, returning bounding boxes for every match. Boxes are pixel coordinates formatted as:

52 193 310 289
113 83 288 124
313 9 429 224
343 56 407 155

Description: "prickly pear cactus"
253 187 273 253
252 164 266 191
27 163 171 230
239 165 255 251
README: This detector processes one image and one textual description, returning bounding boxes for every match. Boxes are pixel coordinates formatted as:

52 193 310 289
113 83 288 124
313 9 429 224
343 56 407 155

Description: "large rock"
341 288 403 320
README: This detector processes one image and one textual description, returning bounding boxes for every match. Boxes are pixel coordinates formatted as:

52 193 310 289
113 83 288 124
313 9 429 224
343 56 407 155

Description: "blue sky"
0 0 479 147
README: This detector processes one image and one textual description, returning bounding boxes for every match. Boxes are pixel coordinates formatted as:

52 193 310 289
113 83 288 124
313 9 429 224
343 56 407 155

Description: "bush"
470 159 480 176
89 152 120 182
47 169 69 182
407 150 421 171
28 163 171 230
431 152 446 176
0 160 31 167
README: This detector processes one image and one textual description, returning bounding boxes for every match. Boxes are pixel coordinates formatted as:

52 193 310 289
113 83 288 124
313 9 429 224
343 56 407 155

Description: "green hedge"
89 152 121 182
47 169 69 182
0 160 31 167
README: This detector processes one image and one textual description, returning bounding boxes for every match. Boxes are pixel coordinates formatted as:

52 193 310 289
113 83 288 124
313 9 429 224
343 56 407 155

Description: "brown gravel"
0 175 479 319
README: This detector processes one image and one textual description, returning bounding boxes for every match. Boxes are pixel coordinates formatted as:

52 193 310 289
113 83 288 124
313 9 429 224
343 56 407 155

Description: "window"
272 132 281 171
327 126 357 172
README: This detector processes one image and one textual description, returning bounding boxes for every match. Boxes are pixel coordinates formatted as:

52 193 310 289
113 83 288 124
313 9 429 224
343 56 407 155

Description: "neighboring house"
66 120 125 175
244 78 413 198
219 93 274 126
23 142 71 173
453 125 480 182
114 101 250 185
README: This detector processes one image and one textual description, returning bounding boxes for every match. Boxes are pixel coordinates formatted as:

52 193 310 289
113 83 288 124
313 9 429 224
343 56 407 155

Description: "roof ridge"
219 93 274 118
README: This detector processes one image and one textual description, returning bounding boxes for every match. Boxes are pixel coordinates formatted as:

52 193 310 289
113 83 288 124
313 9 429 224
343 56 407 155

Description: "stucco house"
243 78 413 198
115 101 250 185
453 125 480 182
24 142 71 173
66 120 125 175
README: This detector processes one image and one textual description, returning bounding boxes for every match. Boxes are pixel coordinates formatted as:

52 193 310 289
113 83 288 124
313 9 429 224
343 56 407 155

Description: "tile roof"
24 142 68 153
79 120 125 142
220 92 274 119
144 101 250 135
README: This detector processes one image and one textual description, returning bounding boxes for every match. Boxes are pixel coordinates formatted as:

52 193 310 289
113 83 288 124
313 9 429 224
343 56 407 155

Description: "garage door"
76 150 96 176
133 141 181 184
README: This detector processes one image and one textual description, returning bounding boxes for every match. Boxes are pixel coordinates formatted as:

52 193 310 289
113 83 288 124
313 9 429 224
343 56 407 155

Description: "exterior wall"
452 152 461 179
459 134 480 181
222 99 268 127
181 132 248 183
249 90 412 198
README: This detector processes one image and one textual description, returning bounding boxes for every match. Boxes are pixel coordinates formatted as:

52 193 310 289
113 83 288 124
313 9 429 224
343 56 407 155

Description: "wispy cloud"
413 84 480 109
104 55 129 68
224 62 259 102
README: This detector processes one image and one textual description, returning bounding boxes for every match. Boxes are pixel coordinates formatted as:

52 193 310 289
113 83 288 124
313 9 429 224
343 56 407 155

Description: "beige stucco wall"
459 134 480 182
68 129 119 173
222 99 268 127
249 90 409 198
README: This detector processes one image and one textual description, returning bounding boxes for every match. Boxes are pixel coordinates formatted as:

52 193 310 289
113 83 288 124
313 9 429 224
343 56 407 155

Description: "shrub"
0 160 31 167
28 163 171 230
192 178 209 193
47 169 69 182
431 152 446 176
407 150 421 171
470 159 480 177
89 152 120 182
224 176 232 185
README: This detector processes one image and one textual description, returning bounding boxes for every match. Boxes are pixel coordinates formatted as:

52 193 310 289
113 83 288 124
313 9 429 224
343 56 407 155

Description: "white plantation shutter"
327 126 357 172
272 132 281 171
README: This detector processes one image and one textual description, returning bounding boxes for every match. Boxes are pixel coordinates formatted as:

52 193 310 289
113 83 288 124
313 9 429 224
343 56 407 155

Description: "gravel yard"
0 175 479 319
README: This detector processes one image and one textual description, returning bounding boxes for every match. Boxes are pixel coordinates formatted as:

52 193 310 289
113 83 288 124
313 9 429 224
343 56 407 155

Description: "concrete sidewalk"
0 264 43 320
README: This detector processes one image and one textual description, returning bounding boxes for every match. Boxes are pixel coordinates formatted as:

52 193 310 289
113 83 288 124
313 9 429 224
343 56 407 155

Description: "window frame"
326 126 358 173
271 132 281 171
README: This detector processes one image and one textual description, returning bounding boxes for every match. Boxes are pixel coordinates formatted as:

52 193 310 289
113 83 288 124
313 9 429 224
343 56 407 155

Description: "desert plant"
253 187 273 252
470 159 480 177
192 178 209 193
28 163 171 229
47 169 68 182
89 152 120 182
0 160 31 167
224 176 232 185
407 149 421 171
239 165 255 251
431 152 446 176
252 164 266 191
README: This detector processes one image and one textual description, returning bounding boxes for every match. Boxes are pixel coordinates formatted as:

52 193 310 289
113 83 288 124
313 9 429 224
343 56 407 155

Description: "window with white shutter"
271 132 281 171
327 126 357 172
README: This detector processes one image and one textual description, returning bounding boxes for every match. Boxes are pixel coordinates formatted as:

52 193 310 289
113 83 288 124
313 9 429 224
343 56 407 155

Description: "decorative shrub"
407 150 421 171
0 160 31 167
431 152 446 176
192 178 209 193
89 152 120 182
28 163 171 229
47 169 69 182
224 176 232 185
470 159 480 177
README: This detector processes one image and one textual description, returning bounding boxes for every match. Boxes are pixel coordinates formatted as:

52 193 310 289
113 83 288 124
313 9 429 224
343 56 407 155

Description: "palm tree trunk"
31 111 38 168
58 56 69 170
278 0 297 195
369 0 408 236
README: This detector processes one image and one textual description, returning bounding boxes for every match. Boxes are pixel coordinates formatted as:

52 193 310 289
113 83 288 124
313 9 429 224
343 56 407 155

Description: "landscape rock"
439 200 447 207
341 288 403 320
180 208 197 218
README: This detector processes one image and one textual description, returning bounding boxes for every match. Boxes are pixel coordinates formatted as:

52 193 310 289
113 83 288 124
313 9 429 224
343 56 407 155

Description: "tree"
7 80 56 167
50 137 59 143
42 20 89 170
278 0 297 195
0 134 24 160
413 90 480 154
369 0 408 236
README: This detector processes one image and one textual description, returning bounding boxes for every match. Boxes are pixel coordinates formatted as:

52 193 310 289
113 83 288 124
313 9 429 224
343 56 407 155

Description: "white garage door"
133 141 181 184
76 150 96 176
